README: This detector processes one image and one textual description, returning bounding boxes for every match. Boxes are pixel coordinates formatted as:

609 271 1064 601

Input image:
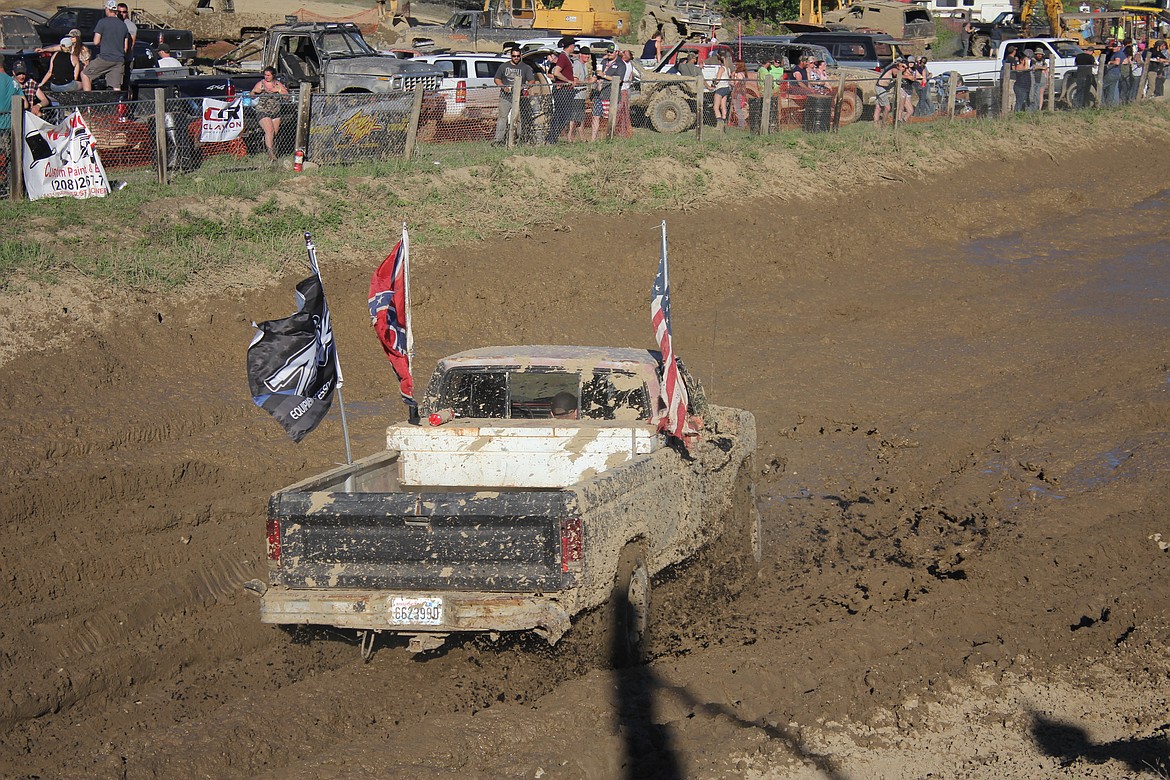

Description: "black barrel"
972 87 995 117
802 94 833 133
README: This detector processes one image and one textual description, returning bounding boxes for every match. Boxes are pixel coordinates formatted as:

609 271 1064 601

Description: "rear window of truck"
440 368 649 421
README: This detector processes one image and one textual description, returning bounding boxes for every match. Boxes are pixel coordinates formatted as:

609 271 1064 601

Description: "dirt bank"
2 122 1170 779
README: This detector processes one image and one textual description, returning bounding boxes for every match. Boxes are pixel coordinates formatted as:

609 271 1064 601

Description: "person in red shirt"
546 36 577 144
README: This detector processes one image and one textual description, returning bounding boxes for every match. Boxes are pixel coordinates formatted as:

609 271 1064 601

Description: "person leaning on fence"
873 59 897 126
12 63 48 117
41 36 82 93
1012 49 1032 111
1029 49 1047 111
730 60 749 129
569 47 591 141
912 57 933 116
0 60 21 170
1073 46 1096 107
616 50 634 138
712 51 732 129
251 67 290 162
1102 41 1124 106
493 47 535 146
1150 40 1168 97
589 47 622 141
545 37 577 144
83 0 130 92
1127 42 1143 102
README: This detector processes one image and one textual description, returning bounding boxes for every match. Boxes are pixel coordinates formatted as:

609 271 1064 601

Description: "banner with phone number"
22 110 110 202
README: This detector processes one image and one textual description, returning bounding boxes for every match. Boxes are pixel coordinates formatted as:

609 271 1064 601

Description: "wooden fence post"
947 70 958 118
507 71 521 147
294 83 312 159
832 72 845 129
893 70 903 130
10 96 22 201
607 76 619 139
1096 52 1106 108
760 75 772 134
1138 50 1152 100
403 84 424 160
1053 59 1062 112
1000 60 1011 114
695 71 704 140
154 88 168 185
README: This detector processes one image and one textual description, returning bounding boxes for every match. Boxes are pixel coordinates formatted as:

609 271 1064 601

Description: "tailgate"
271 488 575 592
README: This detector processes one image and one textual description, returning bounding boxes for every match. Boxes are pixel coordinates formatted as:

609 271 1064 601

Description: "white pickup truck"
255 345 757 662
930 37 1087 90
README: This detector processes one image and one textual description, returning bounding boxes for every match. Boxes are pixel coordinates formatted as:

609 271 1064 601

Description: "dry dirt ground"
3 130 1170 780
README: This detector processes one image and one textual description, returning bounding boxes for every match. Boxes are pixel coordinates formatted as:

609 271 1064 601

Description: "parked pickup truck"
207 22 444 95
930 37 1085 92
255 345 757 661
34 5 195 62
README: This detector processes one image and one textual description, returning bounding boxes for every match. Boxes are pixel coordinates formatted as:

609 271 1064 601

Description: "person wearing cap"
1029 48 1047 111
756 56 784 91
156 44 182 69
1102 39 1126 106
569 46 591 141
590 47 623 141
41 36 83 92
83 0 131 91
493 47 536 145
12 62 48 116
545 36 577 144
677 51 703 79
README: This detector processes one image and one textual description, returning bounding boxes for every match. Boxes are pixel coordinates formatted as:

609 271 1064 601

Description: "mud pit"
4 137 1170 779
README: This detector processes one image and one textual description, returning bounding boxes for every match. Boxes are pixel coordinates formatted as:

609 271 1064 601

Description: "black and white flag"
246 268 341 443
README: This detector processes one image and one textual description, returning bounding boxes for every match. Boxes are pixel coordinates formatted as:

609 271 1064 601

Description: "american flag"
650 221 697 445
369 225 417 417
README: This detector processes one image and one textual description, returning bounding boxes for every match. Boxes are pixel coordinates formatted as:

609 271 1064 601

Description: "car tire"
648 90 694 133
838 88 862 125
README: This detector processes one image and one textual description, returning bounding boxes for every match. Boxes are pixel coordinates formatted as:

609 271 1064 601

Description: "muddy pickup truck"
256 345 756 661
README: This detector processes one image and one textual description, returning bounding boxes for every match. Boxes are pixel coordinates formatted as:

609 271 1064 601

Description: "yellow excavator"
1020 0 1069 38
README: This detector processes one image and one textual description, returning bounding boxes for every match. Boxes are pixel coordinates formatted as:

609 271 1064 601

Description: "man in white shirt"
155 44 182 68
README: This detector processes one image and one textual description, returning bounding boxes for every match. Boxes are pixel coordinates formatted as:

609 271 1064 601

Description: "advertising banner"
22 110 110 201
200 97 245 143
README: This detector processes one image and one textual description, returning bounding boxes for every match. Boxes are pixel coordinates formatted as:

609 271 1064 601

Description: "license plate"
389 596 443 626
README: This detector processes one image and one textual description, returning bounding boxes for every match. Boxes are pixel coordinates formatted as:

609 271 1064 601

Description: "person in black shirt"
1073 49 1097 107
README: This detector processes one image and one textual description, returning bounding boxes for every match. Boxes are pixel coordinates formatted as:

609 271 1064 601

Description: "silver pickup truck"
255 345 756 661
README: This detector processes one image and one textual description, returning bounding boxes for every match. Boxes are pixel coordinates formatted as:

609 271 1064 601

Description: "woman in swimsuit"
251 67 290 162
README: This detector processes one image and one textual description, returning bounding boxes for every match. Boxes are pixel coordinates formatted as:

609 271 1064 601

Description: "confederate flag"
369 227 418 421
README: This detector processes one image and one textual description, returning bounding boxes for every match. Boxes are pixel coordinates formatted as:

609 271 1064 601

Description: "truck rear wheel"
648 92 694 134
611 543 651 666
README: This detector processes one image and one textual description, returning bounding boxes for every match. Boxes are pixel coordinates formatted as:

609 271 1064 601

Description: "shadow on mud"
606 593 852 780
1030 712 1170 775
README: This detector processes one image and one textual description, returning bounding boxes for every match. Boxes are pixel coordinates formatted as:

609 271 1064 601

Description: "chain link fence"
3 51 1166 198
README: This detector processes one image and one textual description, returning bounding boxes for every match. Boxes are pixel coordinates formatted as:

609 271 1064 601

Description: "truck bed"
269 450 574 592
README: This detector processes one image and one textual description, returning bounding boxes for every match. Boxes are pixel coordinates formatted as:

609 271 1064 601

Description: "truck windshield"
319 30 376 57
1049 41 1084 57
440 368 649 420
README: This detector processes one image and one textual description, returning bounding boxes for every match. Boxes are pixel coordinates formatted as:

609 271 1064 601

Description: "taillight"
560 517 583 574
266 516 281 561
874 66 882 72
456 80 466 104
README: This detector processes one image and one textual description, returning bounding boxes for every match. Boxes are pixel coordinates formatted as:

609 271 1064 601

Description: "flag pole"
304 232 353 466
401 222 420 425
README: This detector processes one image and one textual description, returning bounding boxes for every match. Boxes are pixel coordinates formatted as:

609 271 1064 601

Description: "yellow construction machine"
483 0 630 37
1020 0 1069 38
